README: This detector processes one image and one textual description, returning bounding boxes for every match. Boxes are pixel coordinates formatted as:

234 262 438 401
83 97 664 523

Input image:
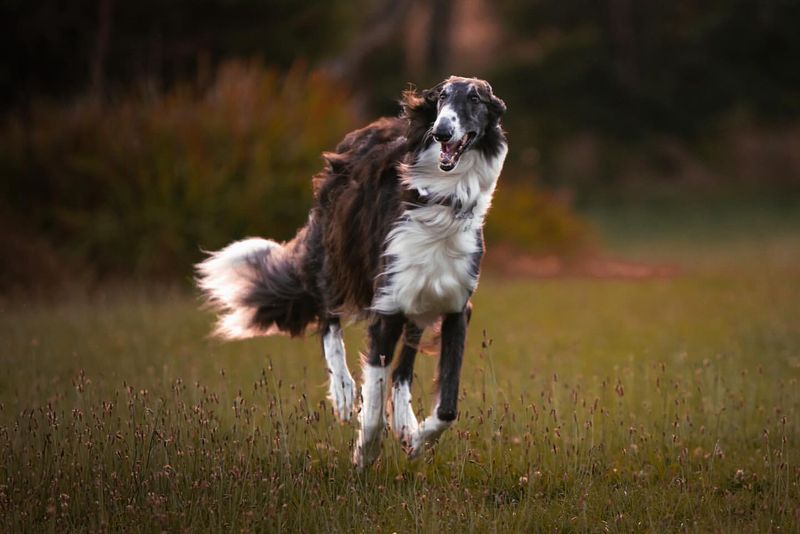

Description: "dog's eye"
439 92 447 101
470 95 480 103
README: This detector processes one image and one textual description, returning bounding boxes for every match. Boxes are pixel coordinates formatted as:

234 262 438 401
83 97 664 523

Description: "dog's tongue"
440 142 456 169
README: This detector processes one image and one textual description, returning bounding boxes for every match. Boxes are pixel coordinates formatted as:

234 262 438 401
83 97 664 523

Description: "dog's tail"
195 238 318 338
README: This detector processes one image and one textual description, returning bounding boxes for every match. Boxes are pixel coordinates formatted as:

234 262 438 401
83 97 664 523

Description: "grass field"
2 206 799 532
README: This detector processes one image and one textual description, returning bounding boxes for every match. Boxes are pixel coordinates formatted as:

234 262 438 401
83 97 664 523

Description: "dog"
196 75 507 468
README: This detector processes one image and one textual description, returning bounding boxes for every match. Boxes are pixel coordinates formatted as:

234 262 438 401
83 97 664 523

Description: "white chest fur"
371 143 507 325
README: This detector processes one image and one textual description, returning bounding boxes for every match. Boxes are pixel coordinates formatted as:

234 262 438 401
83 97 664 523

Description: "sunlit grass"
1 238 799 531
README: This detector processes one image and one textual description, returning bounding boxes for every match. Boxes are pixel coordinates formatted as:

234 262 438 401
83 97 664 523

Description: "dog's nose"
433 129 453 143
433 119 453 142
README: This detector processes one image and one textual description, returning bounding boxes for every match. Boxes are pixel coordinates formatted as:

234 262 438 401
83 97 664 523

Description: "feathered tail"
195 238 318 338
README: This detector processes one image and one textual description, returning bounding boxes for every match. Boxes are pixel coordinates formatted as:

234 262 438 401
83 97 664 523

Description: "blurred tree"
428 0 453 74
492 0 800 139
89 0 114 98
0 0 362 108
3 0 799 130
324 0 412 82
2 0 799 290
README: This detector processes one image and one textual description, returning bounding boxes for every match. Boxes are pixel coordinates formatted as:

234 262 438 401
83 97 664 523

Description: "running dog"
196 75 508 468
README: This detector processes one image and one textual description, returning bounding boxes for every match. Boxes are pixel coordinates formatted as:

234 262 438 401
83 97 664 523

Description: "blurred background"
2 0 799 293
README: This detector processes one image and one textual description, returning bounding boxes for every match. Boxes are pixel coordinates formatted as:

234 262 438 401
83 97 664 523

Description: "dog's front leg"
389 322 423 447
353 314 404 469
322 319 356 422
409 310 467 457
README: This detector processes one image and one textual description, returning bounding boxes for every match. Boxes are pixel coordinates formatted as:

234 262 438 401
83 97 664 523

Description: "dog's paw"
327 371 356 423
407 414 452 459
389 382 418 447
353 424 384 470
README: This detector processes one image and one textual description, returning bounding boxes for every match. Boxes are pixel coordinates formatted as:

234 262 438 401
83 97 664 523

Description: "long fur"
197 75 508 466
196 76 507 338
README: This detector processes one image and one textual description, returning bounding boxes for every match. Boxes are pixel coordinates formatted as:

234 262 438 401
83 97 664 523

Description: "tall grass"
1 239 798 530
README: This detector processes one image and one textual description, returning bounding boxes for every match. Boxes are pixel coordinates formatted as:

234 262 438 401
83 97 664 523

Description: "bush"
0 61 593 291
485 182 593 256
0 61 358 281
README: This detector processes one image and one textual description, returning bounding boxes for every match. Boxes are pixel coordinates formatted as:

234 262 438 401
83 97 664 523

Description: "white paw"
390 382 418 447
327 371 356 422
322 323 354 422
352 364 390 469
353 424 384 470
408 414 452 458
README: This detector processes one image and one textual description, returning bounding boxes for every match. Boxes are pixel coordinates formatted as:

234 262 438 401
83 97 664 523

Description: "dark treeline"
5 0 800 198
497 0 800 136
4 0 799 131
2 0 799 289
1 0 357 107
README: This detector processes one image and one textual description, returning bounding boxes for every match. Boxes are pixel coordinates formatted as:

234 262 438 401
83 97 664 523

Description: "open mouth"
439 132 476 172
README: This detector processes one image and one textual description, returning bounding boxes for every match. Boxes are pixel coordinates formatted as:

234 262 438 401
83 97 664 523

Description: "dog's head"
403 76 506 172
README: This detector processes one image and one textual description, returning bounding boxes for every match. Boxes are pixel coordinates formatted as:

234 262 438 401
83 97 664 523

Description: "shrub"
485 182 593 256
0 61 358 281
0 61 592 290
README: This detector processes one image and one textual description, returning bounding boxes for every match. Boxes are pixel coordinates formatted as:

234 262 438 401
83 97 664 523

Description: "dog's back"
312 117 410 313
197 116 412 337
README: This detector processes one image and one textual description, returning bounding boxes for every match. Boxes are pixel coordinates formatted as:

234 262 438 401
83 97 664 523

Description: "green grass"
1 212 800 532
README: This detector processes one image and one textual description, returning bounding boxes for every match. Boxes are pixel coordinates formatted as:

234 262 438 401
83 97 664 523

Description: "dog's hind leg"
353 314 404 469
389 322 423 449
321 318 356 423
409 309 468 458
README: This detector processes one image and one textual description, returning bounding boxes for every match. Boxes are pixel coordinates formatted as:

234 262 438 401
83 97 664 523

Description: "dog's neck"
401 141 508 221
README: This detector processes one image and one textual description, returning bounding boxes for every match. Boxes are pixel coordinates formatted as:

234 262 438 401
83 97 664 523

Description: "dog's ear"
401 84 441 149
489 93 507 118
480 81 506 120
401 83 439 129
421 81 445 105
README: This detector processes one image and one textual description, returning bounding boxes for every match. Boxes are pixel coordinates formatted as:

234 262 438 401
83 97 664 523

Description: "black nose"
433 118 453 142
433 129 452 143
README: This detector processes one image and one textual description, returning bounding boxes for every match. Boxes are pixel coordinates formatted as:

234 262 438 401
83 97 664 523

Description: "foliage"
494 0 800 140
0 58 594 289
1 224 799 531
0 61 357 281
489 0 800 197
0 0 366 108
4 0 800 202
485 182 593 256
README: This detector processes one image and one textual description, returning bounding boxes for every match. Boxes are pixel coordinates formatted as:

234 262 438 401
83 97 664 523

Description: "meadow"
1 206 799 532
